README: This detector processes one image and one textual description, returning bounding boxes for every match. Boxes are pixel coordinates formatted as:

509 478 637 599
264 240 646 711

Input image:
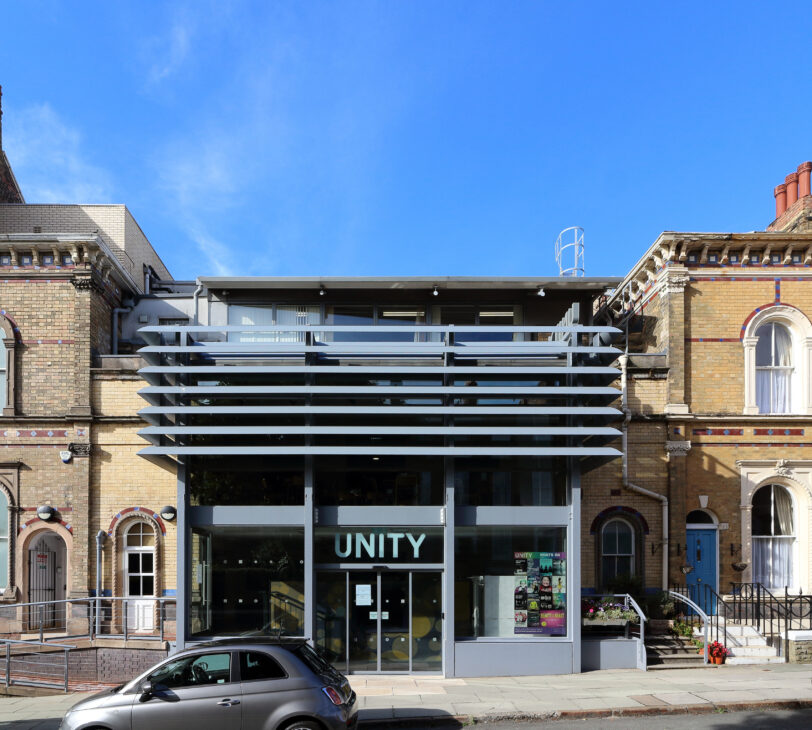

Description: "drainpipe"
111 306 132 355
619 353 669 590
192 283 204 326
95 530 107 636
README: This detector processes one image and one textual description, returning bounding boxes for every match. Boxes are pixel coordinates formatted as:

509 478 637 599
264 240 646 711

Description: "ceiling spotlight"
537 287 546 297
319 285 325 296
432 286 439 296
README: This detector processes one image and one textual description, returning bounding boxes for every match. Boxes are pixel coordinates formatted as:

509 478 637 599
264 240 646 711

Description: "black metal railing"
671 583 729 651
729 583 812 659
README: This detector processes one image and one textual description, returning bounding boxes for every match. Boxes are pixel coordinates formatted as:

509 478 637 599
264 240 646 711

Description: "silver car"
59 638 358 730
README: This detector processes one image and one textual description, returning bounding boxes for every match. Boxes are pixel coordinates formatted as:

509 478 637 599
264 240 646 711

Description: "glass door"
348 571 378 672
380 572 409 671
316 570 443 673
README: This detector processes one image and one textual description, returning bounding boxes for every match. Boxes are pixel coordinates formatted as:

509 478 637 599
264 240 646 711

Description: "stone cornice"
601 231 812 319
0 234 140 295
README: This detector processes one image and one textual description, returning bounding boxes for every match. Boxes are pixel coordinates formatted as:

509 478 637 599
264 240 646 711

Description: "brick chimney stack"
768 161 812 233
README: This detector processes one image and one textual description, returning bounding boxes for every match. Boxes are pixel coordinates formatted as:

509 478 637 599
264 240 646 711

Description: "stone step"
647 651 704 663
722 625 763 636
726 655 785 665
728 645 780 657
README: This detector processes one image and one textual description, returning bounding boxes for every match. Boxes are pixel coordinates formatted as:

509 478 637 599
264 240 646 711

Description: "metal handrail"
699 583 730 650
1 597 176 644
582 593 648 670
3 638 76 692
619 593 648 671
668 590 709 664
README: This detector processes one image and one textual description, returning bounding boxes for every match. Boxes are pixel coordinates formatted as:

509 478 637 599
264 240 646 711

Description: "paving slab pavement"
2 664 812 728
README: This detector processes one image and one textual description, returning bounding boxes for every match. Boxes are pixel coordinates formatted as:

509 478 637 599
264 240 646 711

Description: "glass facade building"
137 278 622 676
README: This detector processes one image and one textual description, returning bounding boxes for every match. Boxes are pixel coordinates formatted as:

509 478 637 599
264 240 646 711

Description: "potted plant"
708 640 730 664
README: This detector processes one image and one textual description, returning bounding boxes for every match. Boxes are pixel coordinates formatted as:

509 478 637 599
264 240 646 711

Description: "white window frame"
743 306 812 415
0 488 8 591
751 484 796 590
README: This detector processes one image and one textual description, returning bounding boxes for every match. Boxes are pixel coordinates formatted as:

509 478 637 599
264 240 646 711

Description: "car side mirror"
140 680 154 699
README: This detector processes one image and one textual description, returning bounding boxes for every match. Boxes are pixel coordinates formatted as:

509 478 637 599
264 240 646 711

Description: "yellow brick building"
585 161 812 602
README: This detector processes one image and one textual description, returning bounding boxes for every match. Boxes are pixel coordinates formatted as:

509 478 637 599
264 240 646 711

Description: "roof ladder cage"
556 226 585 277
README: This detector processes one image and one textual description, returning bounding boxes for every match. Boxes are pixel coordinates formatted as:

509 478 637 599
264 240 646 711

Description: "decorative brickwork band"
107 507 167 537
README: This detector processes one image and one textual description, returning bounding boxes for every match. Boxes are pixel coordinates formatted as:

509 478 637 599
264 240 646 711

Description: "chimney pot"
774 183 787 218
798 161 812 199
785 172 799 207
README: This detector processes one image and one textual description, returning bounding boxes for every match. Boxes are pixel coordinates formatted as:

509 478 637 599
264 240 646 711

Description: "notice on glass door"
513 552 566 635
355 584 373 606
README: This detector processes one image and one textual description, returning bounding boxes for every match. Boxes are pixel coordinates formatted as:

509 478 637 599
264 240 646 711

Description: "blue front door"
686 529 717 614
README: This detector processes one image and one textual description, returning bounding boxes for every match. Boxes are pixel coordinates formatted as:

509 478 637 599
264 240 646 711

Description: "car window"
240 651 287 682
293 644 334 675
148 652 232 689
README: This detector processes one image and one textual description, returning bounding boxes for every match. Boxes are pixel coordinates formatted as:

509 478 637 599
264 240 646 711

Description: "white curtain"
774 324 792 366
774 486 793 536
756 370 771 413
752 537 793 589
0 339 5 410
227 305 275 342
773 325 792 412
755 324 793 413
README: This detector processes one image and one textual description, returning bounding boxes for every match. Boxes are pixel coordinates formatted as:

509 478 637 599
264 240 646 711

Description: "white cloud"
155 135 244 275
144 18 193 85
4 103 114 203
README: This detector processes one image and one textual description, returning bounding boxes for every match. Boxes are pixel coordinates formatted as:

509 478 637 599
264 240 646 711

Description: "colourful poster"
513 551 566 635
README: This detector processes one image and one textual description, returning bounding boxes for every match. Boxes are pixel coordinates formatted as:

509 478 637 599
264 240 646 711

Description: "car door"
238 650 311 730
131 651 241 730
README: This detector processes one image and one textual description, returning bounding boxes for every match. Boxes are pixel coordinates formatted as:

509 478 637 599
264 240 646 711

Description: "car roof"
181 637 307 652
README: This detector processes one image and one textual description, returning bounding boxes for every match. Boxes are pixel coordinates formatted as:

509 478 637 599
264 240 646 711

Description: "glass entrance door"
316 570 442 673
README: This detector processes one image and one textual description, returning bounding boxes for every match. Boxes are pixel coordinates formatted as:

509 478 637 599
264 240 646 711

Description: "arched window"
601 519 635 584
0 338 6 410
0 489 8 590
743 307 812 416
755 323 793 413
752 484 795 589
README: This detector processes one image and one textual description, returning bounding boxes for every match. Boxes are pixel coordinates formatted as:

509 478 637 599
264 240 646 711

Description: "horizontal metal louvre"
136 323 623 461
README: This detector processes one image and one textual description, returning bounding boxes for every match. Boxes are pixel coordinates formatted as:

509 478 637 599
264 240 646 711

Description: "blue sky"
1 1 810 280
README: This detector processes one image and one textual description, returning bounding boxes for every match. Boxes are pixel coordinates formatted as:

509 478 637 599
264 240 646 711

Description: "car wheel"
282 720 323 730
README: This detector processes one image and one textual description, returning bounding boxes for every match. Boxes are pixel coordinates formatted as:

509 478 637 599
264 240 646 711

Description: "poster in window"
513 551 566 635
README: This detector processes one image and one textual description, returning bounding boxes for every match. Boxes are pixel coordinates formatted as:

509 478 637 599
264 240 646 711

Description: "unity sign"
334 531 427 560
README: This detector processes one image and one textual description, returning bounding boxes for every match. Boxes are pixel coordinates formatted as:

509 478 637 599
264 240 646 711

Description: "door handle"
217 699 240 707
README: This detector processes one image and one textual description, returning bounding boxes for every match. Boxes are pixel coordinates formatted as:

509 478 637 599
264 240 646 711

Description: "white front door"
124 522 156 632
